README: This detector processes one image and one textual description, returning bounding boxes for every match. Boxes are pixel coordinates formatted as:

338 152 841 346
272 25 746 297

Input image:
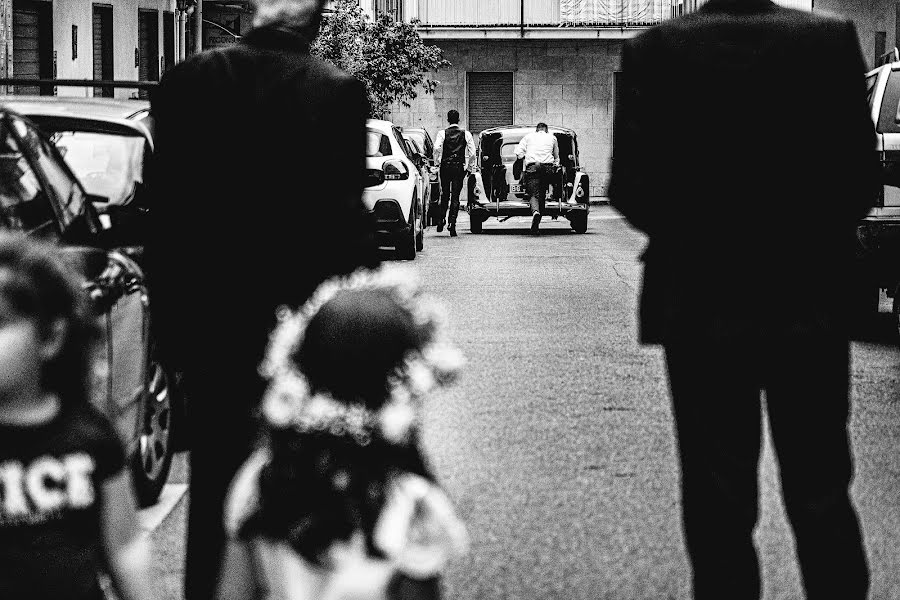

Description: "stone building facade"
389 38 625 196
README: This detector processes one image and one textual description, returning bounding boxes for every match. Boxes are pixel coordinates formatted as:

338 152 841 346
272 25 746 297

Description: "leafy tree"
312 0 450 117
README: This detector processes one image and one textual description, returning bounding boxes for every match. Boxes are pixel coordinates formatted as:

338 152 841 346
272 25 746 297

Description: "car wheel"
415 227 424 252
131 355 176 508
470 215 483 233
396 204 417 261
570 213 588 234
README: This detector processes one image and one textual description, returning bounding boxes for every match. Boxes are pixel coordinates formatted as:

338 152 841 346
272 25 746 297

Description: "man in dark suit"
145 1 379 597
609 1 879 598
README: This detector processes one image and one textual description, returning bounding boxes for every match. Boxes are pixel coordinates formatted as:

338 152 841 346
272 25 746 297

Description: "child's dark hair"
242 287 436 565
0 233 99 407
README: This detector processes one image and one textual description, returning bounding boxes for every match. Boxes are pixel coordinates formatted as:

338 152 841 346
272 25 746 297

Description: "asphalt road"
144 205 900 599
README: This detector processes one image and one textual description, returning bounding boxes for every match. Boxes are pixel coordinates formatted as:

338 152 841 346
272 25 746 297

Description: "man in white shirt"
515 123 560 235
433 109 476 237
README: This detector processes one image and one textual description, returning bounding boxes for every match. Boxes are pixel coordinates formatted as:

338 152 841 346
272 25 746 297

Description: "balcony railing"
409 0 667 27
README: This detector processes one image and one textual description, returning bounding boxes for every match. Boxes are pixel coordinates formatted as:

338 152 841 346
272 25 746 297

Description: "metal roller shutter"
93 5 113 97
468 72 513 135
13 2 42 95
138 10 159 99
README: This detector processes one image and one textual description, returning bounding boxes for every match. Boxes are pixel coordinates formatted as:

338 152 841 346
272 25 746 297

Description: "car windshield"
366 129 393 157
500 141 522 164
48 131 145 205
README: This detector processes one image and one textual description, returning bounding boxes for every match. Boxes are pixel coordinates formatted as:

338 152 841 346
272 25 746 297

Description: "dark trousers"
439 165 465 225
523 162 555 215
183 369 263 600
664 332 868 600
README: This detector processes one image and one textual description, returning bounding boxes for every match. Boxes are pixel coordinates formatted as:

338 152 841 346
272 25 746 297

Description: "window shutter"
468 72 513 135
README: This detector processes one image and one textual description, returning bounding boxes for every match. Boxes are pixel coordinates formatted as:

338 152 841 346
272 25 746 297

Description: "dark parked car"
860 62 900 337
467 125 590 233
0 96 155 246
401 127 441 225
0 107 175 507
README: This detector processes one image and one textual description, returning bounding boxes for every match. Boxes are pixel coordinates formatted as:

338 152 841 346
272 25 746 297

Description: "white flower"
379 401 416 444
406 359 436 397
261 375 307 427
303 394 339 425
424 343 465 381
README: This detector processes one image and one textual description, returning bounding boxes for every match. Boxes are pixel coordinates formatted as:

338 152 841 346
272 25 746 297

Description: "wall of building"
4 0 174 98
389 39 624 195
816 0 895 70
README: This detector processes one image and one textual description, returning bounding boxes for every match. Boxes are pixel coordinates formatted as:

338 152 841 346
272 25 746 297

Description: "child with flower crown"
217 266 468 600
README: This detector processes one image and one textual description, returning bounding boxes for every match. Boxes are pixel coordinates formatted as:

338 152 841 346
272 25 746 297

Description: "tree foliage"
312 0 450 117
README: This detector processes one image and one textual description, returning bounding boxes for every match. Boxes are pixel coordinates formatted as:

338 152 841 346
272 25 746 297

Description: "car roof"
0 96 152 141
0 95 149 119
479 124 576 136
366 118 397 132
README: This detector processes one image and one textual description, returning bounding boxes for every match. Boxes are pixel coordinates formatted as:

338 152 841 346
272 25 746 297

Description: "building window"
374 0 403 22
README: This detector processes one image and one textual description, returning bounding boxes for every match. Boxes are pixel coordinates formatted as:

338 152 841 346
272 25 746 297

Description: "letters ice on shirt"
0 405 125 600
0 453 97 525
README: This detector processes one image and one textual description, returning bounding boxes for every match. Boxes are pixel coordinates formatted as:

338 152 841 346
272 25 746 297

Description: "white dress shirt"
515 131 560 166
433 125 476 170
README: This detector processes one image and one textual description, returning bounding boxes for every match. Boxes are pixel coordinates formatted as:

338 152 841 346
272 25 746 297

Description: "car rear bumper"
468 201 589 219
372 199 412 239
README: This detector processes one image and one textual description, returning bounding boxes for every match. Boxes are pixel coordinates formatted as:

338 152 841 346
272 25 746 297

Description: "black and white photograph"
0 0 897 599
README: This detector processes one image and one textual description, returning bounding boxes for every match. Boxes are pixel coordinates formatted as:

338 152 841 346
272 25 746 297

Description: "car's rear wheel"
570 213 588 234
396 203 417 260
415 227 424 252
470 215 483 233
131 355 176 507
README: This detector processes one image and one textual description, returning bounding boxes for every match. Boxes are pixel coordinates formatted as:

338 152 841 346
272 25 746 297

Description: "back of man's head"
252 0 327 32
536 123 548 132
447 110 460 125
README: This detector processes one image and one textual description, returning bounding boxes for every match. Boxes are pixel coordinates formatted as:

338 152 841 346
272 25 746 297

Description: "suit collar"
700 0 776 13
242 25 312 52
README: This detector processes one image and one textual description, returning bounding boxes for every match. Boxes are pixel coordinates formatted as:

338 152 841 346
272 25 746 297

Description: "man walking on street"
145 0 379 597
610 1 878 599
515 123 559 235
433 109 475 237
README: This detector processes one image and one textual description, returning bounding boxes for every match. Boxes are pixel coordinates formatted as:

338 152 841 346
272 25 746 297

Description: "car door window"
13 117 87 230
366 130 393 157
0 120 57 237
392 127 411 158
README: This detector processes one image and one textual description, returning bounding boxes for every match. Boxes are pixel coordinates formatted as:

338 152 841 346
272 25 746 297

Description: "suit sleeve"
318 76 380 273
143 64 194 372
608 38 658 235
433 129 443 164
829 20 880 220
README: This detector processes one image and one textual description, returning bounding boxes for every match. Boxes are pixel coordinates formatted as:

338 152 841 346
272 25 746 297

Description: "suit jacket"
145 25 379 399
609 0 879 344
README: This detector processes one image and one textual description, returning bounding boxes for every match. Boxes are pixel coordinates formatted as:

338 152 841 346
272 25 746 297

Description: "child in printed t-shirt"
0 234 153 600
218 266 469 600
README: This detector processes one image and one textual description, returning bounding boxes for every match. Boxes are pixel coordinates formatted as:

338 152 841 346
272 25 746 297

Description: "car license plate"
510 184 523 193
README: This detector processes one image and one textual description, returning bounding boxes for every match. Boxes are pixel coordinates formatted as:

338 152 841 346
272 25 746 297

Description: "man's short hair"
536 122 548 132
447 110 460 124
252 0 326 29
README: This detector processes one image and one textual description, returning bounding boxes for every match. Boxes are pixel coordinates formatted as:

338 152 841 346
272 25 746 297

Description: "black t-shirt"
0 403 126 600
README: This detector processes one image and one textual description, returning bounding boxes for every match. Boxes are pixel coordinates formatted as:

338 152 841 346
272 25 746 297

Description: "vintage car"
363 119 427 260
467 125 590 233
0 107 176 507
401 127 441 224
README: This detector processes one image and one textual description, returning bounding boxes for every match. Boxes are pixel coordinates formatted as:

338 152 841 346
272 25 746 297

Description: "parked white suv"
363 119 427 260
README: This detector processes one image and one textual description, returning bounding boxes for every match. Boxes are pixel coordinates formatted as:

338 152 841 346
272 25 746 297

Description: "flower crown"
258 266 464 445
